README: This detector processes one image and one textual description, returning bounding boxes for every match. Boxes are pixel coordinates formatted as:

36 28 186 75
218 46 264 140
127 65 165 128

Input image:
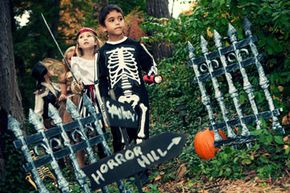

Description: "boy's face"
77 31 97 49
104 10 125 41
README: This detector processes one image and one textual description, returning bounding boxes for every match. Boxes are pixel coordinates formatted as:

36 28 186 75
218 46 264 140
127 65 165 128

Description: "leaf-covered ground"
139 163 290 193
144 176 290 193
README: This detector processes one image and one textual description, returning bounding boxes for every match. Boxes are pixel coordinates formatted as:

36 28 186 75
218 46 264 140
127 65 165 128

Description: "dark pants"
110 102 150 153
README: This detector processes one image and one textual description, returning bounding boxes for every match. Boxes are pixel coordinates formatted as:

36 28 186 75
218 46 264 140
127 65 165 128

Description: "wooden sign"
82 132 186 191
104 98 139 128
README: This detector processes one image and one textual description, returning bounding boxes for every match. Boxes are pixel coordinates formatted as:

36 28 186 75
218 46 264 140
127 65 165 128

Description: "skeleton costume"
98 37 157 152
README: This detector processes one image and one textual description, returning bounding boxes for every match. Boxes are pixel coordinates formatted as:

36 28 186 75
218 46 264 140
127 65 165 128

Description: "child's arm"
34 92 44 117
138 43 162 84
58 72 67 101
97 51 109 98
138 43 158 73
96 51 110 128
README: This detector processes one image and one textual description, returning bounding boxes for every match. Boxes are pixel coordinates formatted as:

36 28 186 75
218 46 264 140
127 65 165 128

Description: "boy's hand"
143 74 163 84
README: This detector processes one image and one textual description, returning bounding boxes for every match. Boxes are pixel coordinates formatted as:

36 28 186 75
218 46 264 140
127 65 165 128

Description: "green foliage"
143 0 290 183
146 184 160 192
7 0 289 190
179 129 289 182
0 132 33 193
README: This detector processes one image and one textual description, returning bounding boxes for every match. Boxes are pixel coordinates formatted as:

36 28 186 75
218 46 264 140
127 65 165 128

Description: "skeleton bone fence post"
29 109 70 192
48 104 91 193
188 20 284 147
228 23 261 130
200 35 236 138
213 30 250 137
82 95 130 193
243 19 284 134
66 98 110 193
188 42 223 142
8 116 49 193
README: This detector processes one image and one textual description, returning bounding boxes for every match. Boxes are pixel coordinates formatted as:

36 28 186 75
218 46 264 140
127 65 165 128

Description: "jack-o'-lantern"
194 128 227 160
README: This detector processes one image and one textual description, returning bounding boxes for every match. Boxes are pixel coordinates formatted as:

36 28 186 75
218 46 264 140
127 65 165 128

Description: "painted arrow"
167 137 182 150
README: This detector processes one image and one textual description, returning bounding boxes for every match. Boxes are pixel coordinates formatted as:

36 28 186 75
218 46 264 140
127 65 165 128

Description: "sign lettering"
104 98 138 128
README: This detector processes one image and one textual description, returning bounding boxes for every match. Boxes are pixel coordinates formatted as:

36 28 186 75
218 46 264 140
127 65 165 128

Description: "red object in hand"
143 75 163 84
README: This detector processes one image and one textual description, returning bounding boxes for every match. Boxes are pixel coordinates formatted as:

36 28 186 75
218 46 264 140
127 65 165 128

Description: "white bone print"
107 47 141 107
136 103 148 144
106 47 140 89
118 94 140 108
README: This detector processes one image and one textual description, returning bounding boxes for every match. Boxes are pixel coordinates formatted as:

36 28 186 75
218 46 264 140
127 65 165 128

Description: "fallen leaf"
154 175 162 181
176 163 187 179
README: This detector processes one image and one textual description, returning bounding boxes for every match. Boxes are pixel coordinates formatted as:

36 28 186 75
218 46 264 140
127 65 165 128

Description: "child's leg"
76 150 85 168
135 103 150 142
110 126 124 152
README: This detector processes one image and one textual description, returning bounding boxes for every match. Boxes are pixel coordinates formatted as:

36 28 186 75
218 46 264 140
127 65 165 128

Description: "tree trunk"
0 0 24 177
94 0 108 21
146 0 172 60
146 0 170 18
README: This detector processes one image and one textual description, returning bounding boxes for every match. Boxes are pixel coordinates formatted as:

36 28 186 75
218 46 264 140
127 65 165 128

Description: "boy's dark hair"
98 4 124 27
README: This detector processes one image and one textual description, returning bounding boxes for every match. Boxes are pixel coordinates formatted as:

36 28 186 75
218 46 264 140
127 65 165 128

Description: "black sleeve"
138 43 154 73
97 50 109 98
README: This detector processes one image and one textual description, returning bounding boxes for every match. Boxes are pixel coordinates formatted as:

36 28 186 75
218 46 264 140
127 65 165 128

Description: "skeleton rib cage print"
107 47 141 91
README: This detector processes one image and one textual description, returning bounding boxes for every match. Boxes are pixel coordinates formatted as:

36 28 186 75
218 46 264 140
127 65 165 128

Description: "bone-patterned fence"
8 95 128 193
188 19 285 147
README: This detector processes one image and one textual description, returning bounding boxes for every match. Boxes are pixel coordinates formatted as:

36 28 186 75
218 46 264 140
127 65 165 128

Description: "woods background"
0 0 289 192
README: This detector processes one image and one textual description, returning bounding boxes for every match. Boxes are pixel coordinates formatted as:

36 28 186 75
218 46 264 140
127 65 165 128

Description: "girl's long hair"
75 29 103 57
63 46 76 72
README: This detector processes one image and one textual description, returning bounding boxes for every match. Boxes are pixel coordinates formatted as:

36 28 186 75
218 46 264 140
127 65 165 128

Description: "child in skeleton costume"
98 4 159 152
32 61 60 129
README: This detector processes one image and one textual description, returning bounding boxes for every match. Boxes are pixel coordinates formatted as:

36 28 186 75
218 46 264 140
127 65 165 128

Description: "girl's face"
77 31 97 50
104 10 125 41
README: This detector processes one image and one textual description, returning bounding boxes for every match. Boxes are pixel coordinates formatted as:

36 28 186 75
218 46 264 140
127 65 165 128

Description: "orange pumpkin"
194 128 227 160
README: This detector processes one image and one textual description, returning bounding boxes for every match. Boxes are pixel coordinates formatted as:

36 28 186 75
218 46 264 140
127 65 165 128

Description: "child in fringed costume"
70 27 107 161
32 61 60 129
70 28 103 115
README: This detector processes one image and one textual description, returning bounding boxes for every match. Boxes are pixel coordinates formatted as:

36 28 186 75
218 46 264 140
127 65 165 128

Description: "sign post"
83 132 186 191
